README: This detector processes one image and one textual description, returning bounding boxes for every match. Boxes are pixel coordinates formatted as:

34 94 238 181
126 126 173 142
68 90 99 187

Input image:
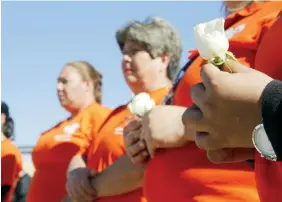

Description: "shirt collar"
225 2 266 28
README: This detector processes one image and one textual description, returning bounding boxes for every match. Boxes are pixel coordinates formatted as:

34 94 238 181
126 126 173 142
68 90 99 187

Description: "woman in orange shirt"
26 61 112 202
1 101 22 202
182 11 282 202
66 16 182 202
124 1 282 202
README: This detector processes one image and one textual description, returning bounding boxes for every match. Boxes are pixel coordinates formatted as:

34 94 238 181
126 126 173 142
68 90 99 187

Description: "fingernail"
143 151 148 156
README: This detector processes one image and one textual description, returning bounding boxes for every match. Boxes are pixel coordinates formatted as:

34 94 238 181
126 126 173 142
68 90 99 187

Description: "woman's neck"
70 97 95 117
1 132 6 141
134 78 172 95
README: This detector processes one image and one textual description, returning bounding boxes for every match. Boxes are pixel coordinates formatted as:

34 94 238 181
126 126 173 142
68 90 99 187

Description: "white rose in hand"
194 18 236 70
128 92 156 117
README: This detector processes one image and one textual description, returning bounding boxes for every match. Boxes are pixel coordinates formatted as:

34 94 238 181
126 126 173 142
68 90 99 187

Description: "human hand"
66 167 98 202
182 60 273 150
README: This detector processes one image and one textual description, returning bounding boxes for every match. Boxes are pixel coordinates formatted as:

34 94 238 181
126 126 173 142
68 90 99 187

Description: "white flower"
194 18 230 65
128 92 156 117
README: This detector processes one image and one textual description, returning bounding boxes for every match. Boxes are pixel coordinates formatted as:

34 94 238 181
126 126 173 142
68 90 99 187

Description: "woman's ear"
1 113 6 126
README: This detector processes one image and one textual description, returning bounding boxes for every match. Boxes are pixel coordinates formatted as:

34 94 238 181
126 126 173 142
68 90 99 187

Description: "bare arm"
67 154 86 174
90 154 145 198
64 154 90 201
144 105 195 149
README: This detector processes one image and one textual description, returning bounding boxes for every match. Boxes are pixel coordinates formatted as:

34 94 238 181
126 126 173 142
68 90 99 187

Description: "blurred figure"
13 163 35 202
66 16 181 202
1 101 23 202
26 61 112 202
2 101 15 140
182 10 282 202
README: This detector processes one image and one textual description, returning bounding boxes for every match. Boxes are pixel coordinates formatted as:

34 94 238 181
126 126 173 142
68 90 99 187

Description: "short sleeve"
1 154 19 186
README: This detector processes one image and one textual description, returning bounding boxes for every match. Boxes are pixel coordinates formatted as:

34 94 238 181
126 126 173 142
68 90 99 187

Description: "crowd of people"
2 1 282 202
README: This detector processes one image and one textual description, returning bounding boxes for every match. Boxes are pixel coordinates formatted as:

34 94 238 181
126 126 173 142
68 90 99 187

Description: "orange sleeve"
1 145 22 186
76 105 112 156
173 2 282 108
256 10 282 46
2 154 18 186
255 11 282 79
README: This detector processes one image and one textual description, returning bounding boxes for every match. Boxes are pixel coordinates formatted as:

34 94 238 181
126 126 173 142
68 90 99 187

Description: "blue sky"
2 1 223 147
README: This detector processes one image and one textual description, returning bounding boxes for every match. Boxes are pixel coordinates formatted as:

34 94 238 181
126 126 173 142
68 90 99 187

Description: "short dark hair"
1 101 15 140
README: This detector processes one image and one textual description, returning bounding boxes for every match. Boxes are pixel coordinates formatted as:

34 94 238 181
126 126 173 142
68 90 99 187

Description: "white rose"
128 92 156 117
194 18 231 66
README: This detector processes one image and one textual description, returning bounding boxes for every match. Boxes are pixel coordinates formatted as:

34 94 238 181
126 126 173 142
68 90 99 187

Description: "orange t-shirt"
144 2 282 202
254 11 282 202
26 103 111 202
87 87 170 202
1 136 22 202
174 2 282 107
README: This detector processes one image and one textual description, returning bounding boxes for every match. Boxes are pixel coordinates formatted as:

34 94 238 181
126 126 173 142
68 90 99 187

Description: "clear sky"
2 1 224 147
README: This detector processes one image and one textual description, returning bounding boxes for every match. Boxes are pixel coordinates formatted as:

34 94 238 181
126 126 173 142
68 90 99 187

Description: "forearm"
261 79 282 160
91 154 145 197
67 155 86 174
153 106 195 148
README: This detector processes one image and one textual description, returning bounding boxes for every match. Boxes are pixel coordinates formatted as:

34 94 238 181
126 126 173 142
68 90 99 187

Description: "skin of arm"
67 154 86 175
90 154 145 198
89 106 196 198
141 105 195 158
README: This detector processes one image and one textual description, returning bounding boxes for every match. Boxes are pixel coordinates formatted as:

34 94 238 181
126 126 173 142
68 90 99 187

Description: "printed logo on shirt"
54 123 80 141
225 24 246 39
113 126 124 135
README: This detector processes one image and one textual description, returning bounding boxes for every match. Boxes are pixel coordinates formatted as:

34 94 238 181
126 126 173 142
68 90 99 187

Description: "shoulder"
87 103 113 116
39 119 67 136
2 139 22 163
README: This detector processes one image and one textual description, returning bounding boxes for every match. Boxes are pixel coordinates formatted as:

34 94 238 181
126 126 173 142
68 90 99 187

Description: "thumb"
124 119 142 134
224 59 252 73
200 63 221 87
207 148 255 164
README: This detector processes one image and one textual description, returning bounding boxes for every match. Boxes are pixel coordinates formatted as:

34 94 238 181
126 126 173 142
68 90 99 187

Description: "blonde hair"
65 61 102 103
116 16 182 81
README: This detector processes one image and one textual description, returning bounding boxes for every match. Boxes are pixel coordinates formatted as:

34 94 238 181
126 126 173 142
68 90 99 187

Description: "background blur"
2 1 224 166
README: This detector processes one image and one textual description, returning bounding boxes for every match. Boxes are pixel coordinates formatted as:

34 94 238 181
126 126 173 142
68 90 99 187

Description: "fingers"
66 170 96 202
124 121 150 165
130 149 150 165
66 178 80 201
79 179 96 200
127 139 147 157
127 135 149 165
195 132 222 150
200 63 221 89
124 119 142 134
190 83 206 111
182 104 209 132
140 115 157 158
146 140 156 158
207 148 255 164
124 129 142 151
225 59 251 73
